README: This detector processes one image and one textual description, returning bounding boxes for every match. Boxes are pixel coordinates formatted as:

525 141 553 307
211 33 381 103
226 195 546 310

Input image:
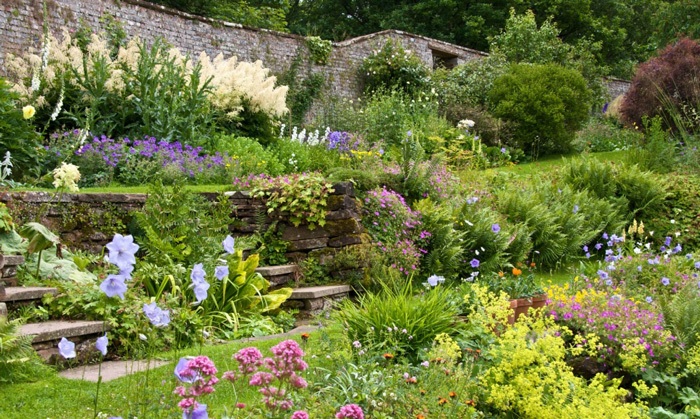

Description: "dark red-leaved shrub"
620 37 700 133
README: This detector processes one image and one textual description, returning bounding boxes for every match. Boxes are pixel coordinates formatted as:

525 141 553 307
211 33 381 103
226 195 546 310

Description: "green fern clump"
561 157 667 218
413 199 464 280
134 180 230 267
0 317 52 383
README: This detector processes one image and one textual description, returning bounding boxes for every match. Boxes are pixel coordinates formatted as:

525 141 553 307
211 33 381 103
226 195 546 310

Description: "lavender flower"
214 265 229 281
105 234 139 269
58 337 76 359
470 259 480 268
491 224 501 234
96 335 108 356
143 302 171 327
100 274 127 299
223 235 235 254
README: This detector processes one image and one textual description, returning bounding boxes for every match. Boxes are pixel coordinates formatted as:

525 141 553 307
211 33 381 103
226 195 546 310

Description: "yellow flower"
22 105 36 119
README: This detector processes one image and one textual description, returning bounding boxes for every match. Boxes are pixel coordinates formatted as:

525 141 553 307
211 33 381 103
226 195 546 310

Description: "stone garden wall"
0 0 487 105
0 182 369 268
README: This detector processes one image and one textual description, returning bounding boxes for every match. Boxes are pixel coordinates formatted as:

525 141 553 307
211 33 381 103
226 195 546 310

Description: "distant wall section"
0 0 487 106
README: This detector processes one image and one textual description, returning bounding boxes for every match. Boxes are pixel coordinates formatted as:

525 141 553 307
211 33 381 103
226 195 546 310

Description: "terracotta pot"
507 299 518 325
514 297 532 321
531 293 548 309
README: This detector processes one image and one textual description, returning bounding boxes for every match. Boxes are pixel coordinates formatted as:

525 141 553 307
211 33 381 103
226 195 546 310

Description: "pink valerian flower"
173 356 219 417
230 340 309 415
336 403 365 419
234 347 263 374
291 411 310 419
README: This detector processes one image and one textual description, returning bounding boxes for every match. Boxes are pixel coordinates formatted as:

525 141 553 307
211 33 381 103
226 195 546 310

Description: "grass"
492 150 629 177
13 184 234 194
0 326 344 419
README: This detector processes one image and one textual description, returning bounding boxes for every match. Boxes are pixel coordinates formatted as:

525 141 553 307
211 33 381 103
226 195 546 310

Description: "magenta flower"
291 411 309 419
336 404 364 419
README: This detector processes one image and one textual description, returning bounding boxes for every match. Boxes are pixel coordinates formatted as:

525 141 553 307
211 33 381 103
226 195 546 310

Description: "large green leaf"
18 223 60 255
260 287 293 312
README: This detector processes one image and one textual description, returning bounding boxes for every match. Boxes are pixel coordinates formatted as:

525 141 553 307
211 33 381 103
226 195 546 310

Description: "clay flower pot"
531 293 548 309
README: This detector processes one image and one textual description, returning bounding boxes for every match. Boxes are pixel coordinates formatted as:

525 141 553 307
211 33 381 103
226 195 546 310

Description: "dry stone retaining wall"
0 182 368 267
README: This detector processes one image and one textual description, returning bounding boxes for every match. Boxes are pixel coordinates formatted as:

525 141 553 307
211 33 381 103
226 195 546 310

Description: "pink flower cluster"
174 356 219 418
336 403 365 419
223 339 309 414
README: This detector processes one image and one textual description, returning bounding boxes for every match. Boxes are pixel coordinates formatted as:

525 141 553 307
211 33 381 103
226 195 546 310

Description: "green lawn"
1 328 341 419
491 150 628 178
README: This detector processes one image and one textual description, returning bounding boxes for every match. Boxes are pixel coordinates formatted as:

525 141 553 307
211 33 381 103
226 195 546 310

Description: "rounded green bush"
489 63 592 157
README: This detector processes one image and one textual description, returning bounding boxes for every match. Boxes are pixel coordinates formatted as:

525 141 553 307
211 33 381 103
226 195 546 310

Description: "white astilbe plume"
200 53 288 119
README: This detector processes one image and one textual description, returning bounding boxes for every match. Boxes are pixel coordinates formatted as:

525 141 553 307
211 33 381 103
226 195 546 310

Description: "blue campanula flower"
426 275 445 287
96 335 108 356
106 234 139 269
100 274 127 299
491 224 501 233
215 265 229 281
470 259 480 268
143 302 171 327
58 337 76 359
222 235 235 254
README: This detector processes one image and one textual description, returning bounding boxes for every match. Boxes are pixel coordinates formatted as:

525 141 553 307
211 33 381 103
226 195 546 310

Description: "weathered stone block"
330 182 354 197
328 234 366 247
281 225 329 241
324 218 363 236
287 237 328 252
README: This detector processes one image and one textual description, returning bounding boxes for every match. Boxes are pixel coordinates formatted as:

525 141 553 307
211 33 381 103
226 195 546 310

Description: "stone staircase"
0 259 352 362
0 255 107 362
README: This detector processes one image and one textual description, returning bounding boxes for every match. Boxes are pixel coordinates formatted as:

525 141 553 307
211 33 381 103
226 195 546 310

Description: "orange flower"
420 389 427 395
530 262 536 268
301 333 310 341
383 353 394 360
449 391 457 398
465 399 476 406
512 267 522 276
498 271 504 277
438 397 448 406
416 415 426 419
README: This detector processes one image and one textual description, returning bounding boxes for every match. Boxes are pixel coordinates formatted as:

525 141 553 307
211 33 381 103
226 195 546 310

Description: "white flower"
52 162 81 192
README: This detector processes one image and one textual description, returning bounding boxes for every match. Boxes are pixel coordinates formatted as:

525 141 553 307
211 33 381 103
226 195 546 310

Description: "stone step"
256 264 299 287
0 286 58 302
289 285 351 300
20 320 107 344
285 285 352 318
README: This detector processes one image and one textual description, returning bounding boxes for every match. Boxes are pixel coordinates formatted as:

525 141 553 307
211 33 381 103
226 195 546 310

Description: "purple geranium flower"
661 277 670 286
100 274 127 299
58 337 76 359
470 259 480 268
492 224 501 234
105 234 139 269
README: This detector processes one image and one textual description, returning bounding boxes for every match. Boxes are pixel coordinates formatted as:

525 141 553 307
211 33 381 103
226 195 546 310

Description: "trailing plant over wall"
305 36 332 65
278 52 326 126
250 172 334 230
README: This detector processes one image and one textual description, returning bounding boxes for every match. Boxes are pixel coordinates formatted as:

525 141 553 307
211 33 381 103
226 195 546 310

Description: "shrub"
620 37 700 134
214 134 284 177
489 63 592 157
359 40 430 95
572 117 642 152
333 279 461 361
0 77 42 180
